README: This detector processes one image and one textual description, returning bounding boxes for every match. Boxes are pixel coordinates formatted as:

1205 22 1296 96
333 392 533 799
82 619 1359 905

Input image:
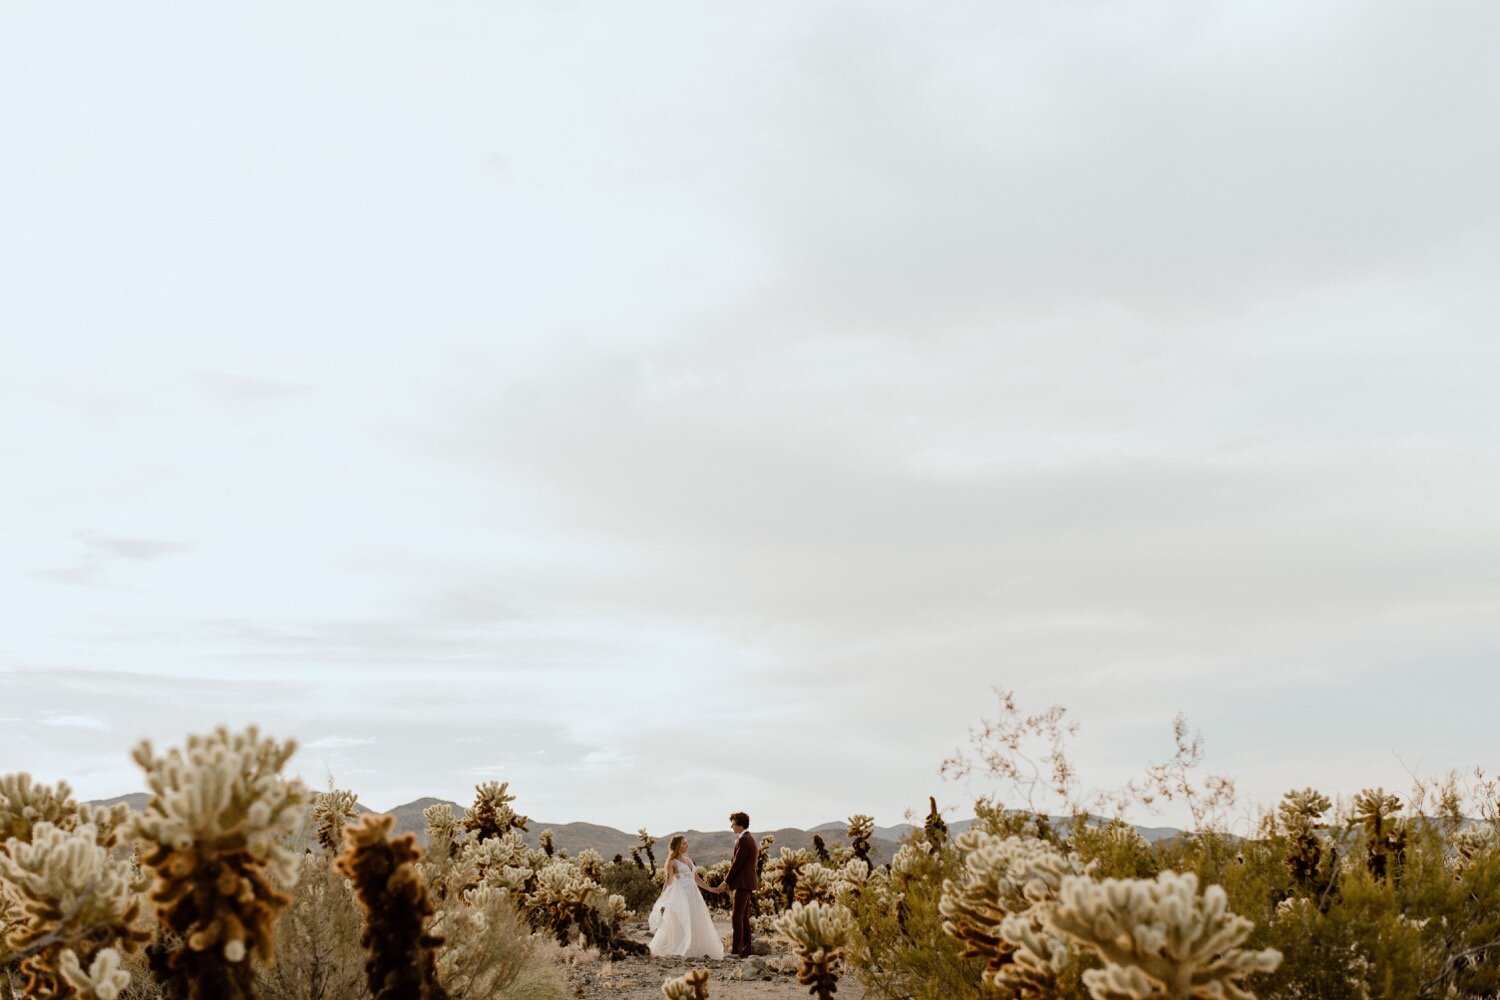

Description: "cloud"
24 533 194 588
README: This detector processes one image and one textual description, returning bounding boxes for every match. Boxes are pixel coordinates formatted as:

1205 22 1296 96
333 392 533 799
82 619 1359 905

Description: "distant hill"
87 793 1184 861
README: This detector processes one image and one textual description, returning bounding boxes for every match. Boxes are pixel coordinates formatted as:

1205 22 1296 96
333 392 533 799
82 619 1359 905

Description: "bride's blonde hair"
668 834 687 859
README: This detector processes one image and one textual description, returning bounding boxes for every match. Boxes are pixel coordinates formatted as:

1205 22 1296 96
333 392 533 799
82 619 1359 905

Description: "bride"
648 835 726 959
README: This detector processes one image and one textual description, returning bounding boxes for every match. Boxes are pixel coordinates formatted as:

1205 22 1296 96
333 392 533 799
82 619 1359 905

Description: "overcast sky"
2 1 1498 833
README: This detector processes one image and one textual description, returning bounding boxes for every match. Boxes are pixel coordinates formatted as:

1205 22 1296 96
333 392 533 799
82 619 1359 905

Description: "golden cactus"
845 815 875 872
1048 871 1281 1000
576 848 605 883
1351 788 1406 883
56 947 131 1000
0 822 149 999
462 782 528 843
765 847 814 909
538 829 556 857
939 830 1091 997
1275 788 1332 893
662 967 711 999
335 813 449 1000
126 726 306 1000
422 803 461 861
0 773 127 849
310 789 359 854
795 863 837 904
775 901 854 999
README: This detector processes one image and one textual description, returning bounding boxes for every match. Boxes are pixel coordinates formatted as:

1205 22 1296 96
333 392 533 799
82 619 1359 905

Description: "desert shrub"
601 860 659 914
431 886 568 1000
255 852 363 1000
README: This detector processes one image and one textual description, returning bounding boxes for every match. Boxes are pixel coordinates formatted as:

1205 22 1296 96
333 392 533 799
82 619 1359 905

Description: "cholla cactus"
0 775 127 849
310 789 360 854
0 822 149 999
924 796 949 849
764 847 814 909
812 834 830 863
57 948 131 1000
524 859 640 955
796 863 837 904
463 782 528 843
423 803 461 861
1275 789 1332 892
538 829 556 857
637 828 657 874
775 901 854 999
1351 788 1406 883
832 859 871 908
846 815 875 872
1048 871 1281 1000
576 848 605 883
662 967 711 999
1454 824 1499 873
126 726 307 1000
939 830 1092 996
336 813 449 1000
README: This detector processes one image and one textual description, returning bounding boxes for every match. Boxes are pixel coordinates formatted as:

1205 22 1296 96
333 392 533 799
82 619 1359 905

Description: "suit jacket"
724 831 759 891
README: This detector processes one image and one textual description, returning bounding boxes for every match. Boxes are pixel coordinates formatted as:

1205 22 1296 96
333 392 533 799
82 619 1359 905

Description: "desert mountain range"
90 793 1181 865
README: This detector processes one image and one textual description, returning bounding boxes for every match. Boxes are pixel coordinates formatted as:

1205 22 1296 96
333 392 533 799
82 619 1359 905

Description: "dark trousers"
731 888 755 956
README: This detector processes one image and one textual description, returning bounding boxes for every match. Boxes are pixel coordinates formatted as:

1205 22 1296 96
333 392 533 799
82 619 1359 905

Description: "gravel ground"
560 916 866 1000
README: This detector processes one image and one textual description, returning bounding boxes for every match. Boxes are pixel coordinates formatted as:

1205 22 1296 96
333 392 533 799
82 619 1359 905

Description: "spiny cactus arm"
661 966 711 999
57 947 132 1000
1050 873 1280 1000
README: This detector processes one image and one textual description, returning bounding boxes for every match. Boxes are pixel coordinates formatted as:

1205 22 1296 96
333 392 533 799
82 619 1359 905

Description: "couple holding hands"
647 811 759 959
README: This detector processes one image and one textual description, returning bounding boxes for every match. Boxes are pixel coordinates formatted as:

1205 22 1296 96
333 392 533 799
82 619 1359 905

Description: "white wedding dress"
648 858 725 959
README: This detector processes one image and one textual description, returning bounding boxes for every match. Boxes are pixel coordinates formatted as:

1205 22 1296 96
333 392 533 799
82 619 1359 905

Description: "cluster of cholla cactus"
0 774 128 845
846 815 875 873
775 900 854 999
127 725 308 999
1049 871 1282 1000
1351 788 1407 883
939 830 1093 997
661 966 711 999
527 861 631 951
0 773 145 999
335 812 449 1000
310 788 360 854
426 781 639 957
939 830 1282 1000
0 811 149 998
1453 823 1498 874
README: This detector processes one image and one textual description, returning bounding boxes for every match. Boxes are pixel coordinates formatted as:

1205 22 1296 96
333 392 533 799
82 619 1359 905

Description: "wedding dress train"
647 858 725 959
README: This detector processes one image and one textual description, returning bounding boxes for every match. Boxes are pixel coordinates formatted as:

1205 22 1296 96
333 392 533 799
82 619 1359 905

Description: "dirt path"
562 916 867 1000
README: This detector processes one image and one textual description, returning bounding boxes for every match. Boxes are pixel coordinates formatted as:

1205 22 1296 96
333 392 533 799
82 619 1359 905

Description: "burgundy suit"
723 831 759 956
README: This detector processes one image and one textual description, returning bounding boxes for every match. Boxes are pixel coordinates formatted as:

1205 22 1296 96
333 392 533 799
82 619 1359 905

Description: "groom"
715 811 759 957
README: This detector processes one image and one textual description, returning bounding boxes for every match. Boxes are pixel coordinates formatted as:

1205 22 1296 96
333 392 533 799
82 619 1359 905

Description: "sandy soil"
561 916 866 1000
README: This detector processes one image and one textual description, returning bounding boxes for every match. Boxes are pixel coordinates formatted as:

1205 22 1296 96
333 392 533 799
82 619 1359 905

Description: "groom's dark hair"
730 811 750 828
